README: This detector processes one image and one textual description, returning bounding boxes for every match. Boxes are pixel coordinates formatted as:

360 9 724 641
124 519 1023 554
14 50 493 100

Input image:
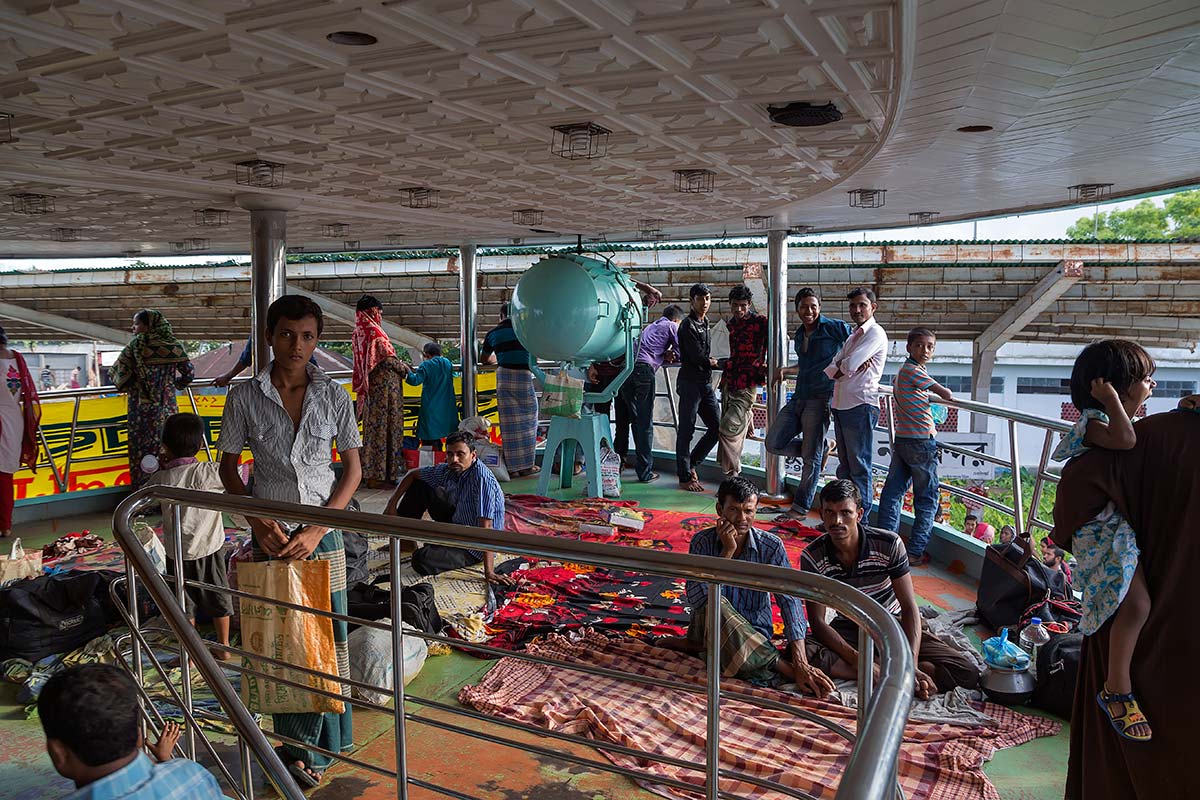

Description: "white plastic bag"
600 446 622 498
132 521 167 575
477 441 510 482
348 619 428 706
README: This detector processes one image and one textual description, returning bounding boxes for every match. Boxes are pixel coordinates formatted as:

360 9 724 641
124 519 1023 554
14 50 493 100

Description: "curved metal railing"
112 486 916 800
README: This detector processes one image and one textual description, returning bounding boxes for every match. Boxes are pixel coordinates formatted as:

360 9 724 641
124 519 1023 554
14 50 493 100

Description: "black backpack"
1030 632 1083 719
0 572 109 662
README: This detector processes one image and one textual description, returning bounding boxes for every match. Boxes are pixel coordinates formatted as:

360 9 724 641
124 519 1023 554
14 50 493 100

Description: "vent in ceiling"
767 102 842 127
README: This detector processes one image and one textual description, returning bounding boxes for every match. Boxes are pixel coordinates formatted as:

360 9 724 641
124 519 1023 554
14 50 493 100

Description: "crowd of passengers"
1 283 1192 797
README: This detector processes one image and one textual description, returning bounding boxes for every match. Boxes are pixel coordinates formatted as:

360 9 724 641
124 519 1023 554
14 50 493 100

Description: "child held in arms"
144 412 233 660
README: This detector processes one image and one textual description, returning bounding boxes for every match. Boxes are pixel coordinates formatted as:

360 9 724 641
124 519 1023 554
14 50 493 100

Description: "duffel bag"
0 572 108 662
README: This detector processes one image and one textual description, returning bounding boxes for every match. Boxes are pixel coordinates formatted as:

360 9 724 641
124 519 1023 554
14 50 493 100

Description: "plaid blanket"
460 630 1060 800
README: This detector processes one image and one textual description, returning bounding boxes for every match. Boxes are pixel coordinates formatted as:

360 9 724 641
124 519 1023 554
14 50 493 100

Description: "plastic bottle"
1019 617 1051 676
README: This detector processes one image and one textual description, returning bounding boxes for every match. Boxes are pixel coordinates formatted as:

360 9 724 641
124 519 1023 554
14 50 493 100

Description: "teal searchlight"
510 253 644 498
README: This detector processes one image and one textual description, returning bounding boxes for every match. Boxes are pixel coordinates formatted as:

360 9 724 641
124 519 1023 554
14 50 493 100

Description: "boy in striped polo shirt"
876 328 953 564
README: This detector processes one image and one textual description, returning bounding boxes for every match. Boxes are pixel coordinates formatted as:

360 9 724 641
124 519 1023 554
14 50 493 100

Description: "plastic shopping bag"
982 627 1030 670
0 539 42 588
600 446 622 498
238 559 346 715
541 369 585 418
348 619 428 706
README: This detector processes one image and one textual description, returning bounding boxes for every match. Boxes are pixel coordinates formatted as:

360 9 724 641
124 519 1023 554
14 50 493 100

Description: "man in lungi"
481 303 540 477
657 476 835 696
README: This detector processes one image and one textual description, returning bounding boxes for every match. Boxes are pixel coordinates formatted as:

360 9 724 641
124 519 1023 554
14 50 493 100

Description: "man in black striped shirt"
800 479 981 696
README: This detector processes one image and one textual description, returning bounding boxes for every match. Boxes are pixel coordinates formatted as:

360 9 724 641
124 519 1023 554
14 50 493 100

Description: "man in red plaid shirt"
716 285 768 476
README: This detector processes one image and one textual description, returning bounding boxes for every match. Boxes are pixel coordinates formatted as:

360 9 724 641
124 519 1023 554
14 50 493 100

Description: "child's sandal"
1096 690 1153 741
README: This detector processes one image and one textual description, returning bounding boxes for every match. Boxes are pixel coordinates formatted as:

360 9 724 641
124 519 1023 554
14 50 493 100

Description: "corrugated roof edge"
6 238 1200 275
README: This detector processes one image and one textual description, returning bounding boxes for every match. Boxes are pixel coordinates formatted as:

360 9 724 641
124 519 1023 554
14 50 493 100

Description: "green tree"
1066 189 1200 240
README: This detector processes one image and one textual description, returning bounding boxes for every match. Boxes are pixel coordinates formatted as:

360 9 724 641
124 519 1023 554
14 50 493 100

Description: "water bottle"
1019 618 1051 676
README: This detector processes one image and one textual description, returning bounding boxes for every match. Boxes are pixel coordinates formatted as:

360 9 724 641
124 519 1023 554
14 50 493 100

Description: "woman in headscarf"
111 310 193 489
352 295 406 488
0 326 41 538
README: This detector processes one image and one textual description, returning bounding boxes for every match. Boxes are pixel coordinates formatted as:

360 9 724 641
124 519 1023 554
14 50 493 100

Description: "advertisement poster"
13 373 498 502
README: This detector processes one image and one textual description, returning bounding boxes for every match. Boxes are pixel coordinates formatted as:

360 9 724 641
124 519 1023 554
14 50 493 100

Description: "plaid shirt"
721 312 768 391
63 754 224 800
686 526 808 641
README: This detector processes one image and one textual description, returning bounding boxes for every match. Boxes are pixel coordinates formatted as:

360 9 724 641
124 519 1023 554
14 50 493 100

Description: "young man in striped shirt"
876 328 953 565
801 480 981 697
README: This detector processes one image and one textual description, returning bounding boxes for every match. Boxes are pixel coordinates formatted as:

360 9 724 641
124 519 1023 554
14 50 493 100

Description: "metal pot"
980 665 1036 706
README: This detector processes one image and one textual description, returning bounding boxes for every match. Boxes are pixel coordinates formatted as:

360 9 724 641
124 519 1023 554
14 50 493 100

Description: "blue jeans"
876 437 940 557
765 394 831 513
832 404 880 512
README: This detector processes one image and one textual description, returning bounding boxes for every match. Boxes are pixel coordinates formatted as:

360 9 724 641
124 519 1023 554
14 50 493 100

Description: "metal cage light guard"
550 122 611 159
321 222 350 238
10 192 55 214
235 159 284 188
513 209 544 226
400 187 440 208
194 208 230 227
848 189 886 208
674 169 716 193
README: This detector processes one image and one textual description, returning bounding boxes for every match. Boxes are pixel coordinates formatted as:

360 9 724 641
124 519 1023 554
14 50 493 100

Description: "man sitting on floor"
657 476 835 697
800 479 981 698
39 664 223 799
385 431 513 585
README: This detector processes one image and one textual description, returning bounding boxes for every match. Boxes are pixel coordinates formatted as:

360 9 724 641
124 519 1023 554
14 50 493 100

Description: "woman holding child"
1052 338 1200 798
112 309 193 490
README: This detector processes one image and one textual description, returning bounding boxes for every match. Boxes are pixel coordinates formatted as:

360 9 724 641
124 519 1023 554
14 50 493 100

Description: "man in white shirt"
822 288 888 512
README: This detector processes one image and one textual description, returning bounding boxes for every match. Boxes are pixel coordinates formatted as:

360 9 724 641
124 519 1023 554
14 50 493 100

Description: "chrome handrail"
113 486 916 800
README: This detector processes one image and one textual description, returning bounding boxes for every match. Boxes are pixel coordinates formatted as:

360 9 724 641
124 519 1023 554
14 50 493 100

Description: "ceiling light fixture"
169 241 188 253
767 102 842 127
956 124 994 133
745 215 774 231
235 159 284 188
550 122 611 160
400 187 439 208
10 193 55 214
189 238 209 251
848 188 886 209
386 234 404 246
674 169 716 193
194 208 230 227
513 208 544 226
1069 183 1113 203
52 227 80 242
326 31 378 46
909 211 939 225
638 218 664 238
789 224 815 236
0 112 12 144
322 223 350 238
343 240 361 251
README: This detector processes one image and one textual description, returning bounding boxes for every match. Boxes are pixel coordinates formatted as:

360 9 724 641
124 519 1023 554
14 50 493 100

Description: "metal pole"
186 387 214 462
389 538 409 800
237 195 296 373
705 583 722 800
240 736 256 800
1008 419 1024 535
459 243 478 418
764 229 788 500
857 627 874 732
62 396 81 487
171 503 197 760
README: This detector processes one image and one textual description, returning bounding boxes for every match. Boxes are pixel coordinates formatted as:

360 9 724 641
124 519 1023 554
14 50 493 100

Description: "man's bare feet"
680 479 705 492
150 721 182 762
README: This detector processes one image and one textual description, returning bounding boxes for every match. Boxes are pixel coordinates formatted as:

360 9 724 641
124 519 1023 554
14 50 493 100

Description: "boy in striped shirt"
876 328 953 564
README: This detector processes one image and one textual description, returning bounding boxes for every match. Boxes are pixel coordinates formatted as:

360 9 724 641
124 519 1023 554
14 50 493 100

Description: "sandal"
638 472 660 483
1096 689 1153 741
287 761 324 788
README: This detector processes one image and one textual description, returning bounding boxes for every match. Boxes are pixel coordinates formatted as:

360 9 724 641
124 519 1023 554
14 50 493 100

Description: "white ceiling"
0 0 1197 258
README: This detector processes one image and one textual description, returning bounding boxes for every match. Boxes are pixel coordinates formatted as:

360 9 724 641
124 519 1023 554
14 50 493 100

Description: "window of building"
1018 377 1071 395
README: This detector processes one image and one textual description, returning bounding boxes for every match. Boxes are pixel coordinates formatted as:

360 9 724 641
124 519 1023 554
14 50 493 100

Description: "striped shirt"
893 357 936 437
63 753 224 799
481 319 532 370
217 362 362 508
799 526 909 622
686 526 808 641
419 460 506 560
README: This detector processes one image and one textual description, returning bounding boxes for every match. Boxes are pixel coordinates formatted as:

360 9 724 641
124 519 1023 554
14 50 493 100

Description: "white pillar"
764 229 788 499
459 243 479 418
237 194 299 371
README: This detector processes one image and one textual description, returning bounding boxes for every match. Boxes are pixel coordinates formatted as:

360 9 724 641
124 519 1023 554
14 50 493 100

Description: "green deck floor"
0 473 1068 799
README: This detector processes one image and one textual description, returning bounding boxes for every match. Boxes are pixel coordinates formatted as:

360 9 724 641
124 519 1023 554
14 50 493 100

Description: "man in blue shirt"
656 477 835 696
767 288 853 519
385 430 512 584
39 664 223 800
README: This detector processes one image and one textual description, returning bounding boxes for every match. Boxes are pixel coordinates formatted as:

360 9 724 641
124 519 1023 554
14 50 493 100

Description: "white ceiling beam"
974 260 1085 353
0 301 133 345
289 288 434 352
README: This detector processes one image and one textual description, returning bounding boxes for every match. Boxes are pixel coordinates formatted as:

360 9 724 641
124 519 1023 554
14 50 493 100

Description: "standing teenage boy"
676 284 720 492
217 294 362 789
824 288 888 513
716 285 768 476
875 328 953 564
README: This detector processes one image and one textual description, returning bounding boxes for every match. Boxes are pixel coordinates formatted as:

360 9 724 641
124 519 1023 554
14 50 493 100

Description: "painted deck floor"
1 475 1068 800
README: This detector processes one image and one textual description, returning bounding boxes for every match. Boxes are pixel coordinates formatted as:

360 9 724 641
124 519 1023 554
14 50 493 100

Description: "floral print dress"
1051 408 1140 635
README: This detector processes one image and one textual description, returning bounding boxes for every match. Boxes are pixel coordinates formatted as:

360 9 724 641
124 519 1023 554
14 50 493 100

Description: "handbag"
977 535 1064 630
541 369 585 418
237 559 346 715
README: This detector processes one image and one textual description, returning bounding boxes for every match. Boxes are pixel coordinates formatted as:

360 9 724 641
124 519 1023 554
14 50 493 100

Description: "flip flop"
638 472 660 483
287 761 323 789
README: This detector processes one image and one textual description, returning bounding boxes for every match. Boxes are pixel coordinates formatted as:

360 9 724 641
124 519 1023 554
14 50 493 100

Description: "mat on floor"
460 630 1061 800
487 495 820 650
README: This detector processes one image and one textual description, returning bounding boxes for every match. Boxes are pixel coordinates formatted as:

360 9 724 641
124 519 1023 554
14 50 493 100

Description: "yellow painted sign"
14 373 498 501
